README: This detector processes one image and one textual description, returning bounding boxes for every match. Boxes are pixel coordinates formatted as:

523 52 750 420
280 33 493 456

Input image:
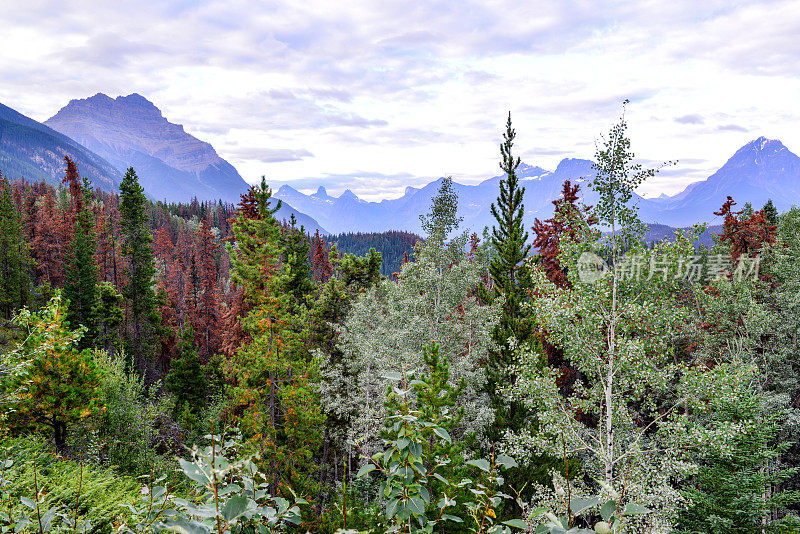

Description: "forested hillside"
330 231 421 276
1 111 798 534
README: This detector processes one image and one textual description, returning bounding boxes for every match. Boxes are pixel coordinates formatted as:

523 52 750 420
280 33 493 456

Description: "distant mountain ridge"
45 93 250 204
274 137 800 234
0 101 122 191
640 137 800 226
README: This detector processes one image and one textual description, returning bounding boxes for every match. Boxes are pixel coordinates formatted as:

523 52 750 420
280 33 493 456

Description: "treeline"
1 108 799 534
330 230 421 276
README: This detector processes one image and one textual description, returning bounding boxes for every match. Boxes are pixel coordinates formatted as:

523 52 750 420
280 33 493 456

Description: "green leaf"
356 464 376 478
432 427 451 443
161 518 212 534
222 495 249 521
502 519 529 529
496 454 517 469
178 458 211 486
569 496 600 516
600 500 616 521
419 485 431 504
20 497 36 510
383 371 402 381
386 498 400 518
409 496 426 516
623 503 652 515
466 458 491 472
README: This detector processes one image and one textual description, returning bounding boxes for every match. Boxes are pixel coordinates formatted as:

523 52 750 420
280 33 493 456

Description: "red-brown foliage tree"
714 196 777 261
532 180 596 289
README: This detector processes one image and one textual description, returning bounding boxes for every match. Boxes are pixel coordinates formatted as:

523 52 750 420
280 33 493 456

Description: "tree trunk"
53 420 67 455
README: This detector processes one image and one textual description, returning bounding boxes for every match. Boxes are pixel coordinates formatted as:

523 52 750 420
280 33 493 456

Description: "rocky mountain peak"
44 93 250 203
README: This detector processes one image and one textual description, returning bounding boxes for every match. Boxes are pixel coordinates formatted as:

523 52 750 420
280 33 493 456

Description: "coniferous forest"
2 110 800 534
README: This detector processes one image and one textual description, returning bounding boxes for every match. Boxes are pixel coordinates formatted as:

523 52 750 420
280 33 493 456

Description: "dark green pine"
0 175 32 319
482 113 536 441
64 178 99 349
119 167 159 372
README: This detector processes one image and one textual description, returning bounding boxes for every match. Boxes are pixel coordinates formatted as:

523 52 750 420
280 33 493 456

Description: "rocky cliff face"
45 93 249 203
0 101 122 192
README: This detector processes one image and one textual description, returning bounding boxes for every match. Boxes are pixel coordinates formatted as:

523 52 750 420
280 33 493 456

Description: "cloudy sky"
2 0 799 200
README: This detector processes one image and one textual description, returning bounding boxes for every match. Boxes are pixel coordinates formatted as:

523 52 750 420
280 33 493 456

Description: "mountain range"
0 94 326 233
44 93 250 204
274 137 800 234
1 92 799 237
0 101 122 192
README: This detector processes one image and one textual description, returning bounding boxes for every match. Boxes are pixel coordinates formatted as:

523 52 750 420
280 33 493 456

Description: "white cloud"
0 0 798 199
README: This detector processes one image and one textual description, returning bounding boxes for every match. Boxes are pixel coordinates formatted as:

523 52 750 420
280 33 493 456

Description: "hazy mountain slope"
0 101 122 191
275 137 798 234
45 93 249 203
652 137 800 226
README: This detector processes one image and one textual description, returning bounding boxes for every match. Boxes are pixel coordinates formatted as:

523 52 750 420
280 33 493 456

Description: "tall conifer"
481 113 536 443
63 174 100 348
0 172 31 319
119 167 159 374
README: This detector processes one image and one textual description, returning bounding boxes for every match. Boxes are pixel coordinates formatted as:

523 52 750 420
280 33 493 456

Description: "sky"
2 0 799 201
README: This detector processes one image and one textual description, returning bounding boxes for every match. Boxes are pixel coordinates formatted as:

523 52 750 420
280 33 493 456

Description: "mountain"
45 93 249 204
0 101 122 191
275 159 647 235
275 163 553 235
646 137 800 226
275 137 800 234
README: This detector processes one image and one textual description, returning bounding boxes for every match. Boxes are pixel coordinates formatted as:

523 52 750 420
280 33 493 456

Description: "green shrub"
0 436 140 533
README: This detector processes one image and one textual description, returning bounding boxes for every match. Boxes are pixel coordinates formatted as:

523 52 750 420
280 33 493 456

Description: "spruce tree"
63 177 99 349
481 113 535 444
763 198 779 226
93 281 124 354
675 391 800 533
119 167 159 374
165 325 206 419
280 214 314 307
0 173 31 319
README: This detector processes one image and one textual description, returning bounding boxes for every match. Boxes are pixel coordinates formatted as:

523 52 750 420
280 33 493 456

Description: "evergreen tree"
165 325 206 419
119 168 159 374
675 389 800 533
763 198 779 226
226 178 324 503
280 214 314 307
0 173 32 319
481 113 536 444
311 229 333 283
63 176 99 349
193 218 220 358
93 281 124 354
1 293 103 454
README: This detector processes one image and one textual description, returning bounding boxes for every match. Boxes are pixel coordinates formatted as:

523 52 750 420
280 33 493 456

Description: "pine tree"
226 178 324 501
93 281 124 354
532 180 597 289
119 167 159 375
193 218 220 358
675 390 800 533
481 113 536 444
63 176 100 349
762 198 779 226
311 229 333 283
0 172 32 319
280 214 315 307
2 293 103 454
165 325 207 418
